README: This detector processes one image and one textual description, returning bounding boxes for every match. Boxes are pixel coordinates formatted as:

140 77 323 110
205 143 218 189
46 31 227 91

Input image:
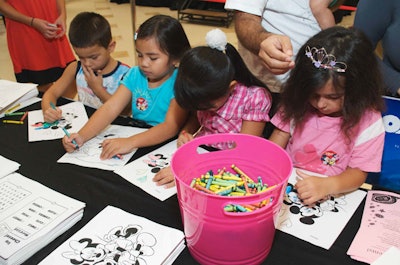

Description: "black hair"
69 12 112 49
135 15 191 62
279 26 384 136
175 43 270 110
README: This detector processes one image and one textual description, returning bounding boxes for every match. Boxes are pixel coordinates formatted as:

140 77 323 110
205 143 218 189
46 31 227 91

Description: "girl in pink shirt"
270 26 385 205
153 29 273 187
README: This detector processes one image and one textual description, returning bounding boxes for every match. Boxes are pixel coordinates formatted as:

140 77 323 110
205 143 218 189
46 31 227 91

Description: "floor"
0 1 355 85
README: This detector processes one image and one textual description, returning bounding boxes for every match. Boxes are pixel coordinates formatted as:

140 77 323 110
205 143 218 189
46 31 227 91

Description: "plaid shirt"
197 82 271 137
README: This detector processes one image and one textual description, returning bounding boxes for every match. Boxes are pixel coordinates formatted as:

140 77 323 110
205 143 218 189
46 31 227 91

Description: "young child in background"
310 0 344 29
269 26 385 205
153 29 272 188
62 15 191 159
42 12 130 122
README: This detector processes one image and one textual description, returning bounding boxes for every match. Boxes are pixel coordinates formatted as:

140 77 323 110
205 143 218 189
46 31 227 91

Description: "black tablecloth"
0 98 367 265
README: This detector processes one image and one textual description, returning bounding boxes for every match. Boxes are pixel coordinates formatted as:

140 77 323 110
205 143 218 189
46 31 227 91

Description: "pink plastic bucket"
171 134 293 265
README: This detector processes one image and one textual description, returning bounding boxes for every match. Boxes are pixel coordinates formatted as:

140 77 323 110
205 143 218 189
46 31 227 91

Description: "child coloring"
62 15 191 158
153 29 272 187
42 12 130 122
269 26 385 205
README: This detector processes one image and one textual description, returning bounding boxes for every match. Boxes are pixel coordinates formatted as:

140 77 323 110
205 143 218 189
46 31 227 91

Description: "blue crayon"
205 171 214 190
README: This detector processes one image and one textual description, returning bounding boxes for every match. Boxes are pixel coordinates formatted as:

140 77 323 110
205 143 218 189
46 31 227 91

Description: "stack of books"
0 155 85 265
0 79 40 118
38 205 186 265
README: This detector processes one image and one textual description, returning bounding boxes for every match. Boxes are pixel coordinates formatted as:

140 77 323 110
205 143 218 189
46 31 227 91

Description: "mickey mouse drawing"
62 225 157 265
284 183 346 225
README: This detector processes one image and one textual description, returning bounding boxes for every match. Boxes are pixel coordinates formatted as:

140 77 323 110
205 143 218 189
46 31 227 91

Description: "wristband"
30 17 35 27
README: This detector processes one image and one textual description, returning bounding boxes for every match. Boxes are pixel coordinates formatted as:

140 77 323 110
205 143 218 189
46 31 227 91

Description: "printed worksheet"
38 205 185 265
347 190 400 264
28 101 88 142
114 140 177 201
0 173 85 265
276 169 366 250
57 125 147 171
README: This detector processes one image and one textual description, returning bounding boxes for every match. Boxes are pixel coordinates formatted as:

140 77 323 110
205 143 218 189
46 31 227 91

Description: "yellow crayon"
3 120 24 125
260 185 277 193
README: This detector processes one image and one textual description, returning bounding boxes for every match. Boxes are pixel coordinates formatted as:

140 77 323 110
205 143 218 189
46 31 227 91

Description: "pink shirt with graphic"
271 109 385 176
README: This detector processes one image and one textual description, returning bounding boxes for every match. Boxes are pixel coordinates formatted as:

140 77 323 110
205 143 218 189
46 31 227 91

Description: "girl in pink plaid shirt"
153 29 273 188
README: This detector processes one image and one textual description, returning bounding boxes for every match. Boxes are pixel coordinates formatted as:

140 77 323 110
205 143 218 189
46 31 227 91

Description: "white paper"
0 173 85 265
276 169 366 250
371 247 400 265
114 140 177 201
38 205 185 265
28 101 88 142
0 80 38 115
57 125 148 170
0 155 20 179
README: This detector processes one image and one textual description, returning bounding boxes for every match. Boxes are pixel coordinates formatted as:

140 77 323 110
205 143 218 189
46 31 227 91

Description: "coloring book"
28 101 88 142
276 169 366 249
114 140 177 201
0 173 85 265
38 205 185 265
57 125 147 171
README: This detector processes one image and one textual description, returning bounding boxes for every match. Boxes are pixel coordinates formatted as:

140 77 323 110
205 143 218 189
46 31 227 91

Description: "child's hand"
177 130 193 147
153 166 176 188
43 106 62 123
100 137 133 160
62 133 83 153
82 65 103 95
294 170 330 205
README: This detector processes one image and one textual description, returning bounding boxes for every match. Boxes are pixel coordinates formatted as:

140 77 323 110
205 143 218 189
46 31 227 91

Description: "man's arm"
233 11 294 75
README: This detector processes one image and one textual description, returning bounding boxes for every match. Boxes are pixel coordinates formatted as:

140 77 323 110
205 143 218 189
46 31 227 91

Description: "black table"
0 98 369 265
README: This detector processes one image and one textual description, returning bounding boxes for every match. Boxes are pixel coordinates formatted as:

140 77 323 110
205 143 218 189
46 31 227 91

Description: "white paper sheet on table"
371 247 400 265
0 155 20 179
347 190 400 264
114 140 177 201
57 125 147 171
276 168 366 250
28 101 88 142
38 205 185 265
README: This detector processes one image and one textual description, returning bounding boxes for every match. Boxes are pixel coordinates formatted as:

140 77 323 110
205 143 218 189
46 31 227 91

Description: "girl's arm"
99 99 189 159
41 61 78 123
0 0 32 25
295 167 367 205
240 120 266 136
269 127 290 148
62 85 131 152
177 112 199 147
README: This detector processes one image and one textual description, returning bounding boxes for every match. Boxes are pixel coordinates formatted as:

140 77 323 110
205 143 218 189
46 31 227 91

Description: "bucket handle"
179 134 279 159
222 195 276 216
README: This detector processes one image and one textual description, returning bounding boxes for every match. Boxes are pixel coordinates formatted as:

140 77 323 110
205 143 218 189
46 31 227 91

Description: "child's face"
309 79 344 117
73 43 113 73
136 37 176 85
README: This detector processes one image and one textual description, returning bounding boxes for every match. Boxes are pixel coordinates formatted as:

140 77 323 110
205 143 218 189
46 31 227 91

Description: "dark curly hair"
279 26 384 138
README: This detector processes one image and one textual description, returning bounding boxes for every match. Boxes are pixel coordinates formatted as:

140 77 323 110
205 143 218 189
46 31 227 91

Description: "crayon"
112 154 123 160
5 103 21 114
5 112 25 116
231 164 254 183
20 111 28 121
50 102 57 110
61 127 79 150
3 120 23 124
